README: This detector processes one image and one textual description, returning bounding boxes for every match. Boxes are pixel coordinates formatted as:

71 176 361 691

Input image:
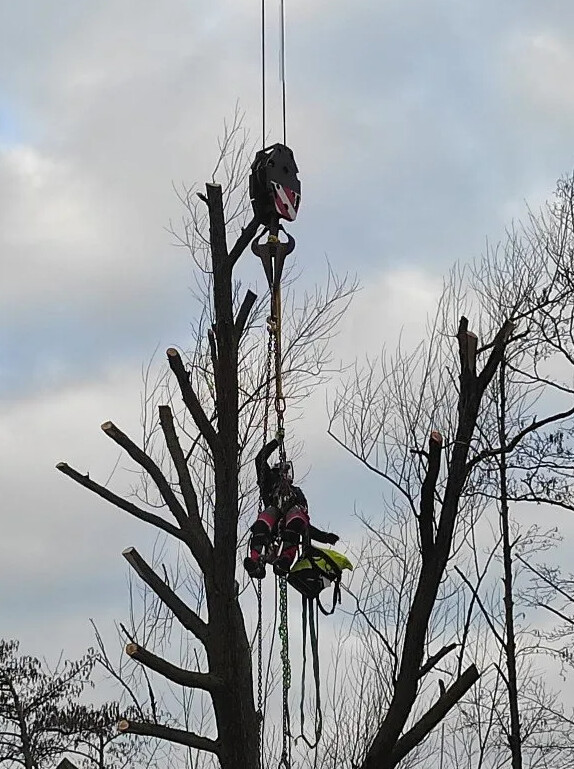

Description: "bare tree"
56 113 356 769
324 174 574 769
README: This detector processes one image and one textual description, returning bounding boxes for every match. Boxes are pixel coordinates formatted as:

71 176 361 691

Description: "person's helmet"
273 460 294 483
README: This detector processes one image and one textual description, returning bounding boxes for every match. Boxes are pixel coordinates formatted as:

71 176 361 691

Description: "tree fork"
360 317 506 769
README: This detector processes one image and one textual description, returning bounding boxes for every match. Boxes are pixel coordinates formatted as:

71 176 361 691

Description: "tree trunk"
207 595 259 768
498 357 523 769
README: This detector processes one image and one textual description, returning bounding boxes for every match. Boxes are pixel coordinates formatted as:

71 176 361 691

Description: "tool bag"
287 546 353 615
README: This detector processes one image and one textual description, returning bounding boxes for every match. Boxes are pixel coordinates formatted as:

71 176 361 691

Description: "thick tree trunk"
206 182 259 768
208 596 259 768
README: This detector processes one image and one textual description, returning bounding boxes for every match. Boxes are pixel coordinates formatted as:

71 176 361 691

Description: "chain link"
278 575 291 768
261 328 274 483
272 277 291 768
270 312 287 465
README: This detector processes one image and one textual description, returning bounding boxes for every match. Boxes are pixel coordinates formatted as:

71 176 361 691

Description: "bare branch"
468 404 574 470
167 348 221 456
477 319 515 390
390 665 480 767
229 217 259 267
101 421 189 529
56 463 184 542
118 720 220 755
158 405 213 572
122 547 209 647
125 643 223 692
234 289 257 344
419 643 457 678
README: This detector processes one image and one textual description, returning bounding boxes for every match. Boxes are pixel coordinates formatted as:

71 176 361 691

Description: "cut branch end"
430 430 443 445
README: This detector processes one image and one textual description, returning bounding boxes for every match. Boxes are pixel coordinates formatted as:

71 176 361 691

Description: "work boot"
273 545 298 577
250 519 272 549
244 556 266 580
273 556 292 577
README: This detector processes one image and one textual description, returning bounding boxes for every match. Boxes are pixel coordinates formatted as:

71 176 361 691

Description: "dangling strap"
300 595 308 739
295 596 323 750
309 596 323 744
316 579 341 616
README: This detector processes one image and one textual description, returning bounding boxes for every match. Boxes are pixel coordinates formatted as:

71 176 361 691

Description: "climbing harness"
288 547 353 616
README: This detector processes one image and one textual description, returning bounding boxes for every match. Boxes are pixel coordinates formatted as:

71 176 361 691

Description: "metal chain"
271 276 292 768
268 288 287 467
272 324 286 462
261 327 275 495
256 327 274 768
278 575 292 768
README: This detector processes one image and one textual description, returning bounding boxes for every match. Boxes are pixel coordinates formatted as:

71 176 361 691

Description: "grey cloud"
3 0 574 672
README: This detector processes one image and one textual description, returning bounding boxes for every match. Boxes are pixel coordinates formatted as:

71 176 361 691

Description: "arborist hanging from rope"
245 436 339 579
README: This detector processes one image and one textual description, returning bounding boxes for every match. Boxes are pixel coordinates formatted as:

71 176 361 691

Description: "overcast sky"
2 0 574 715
